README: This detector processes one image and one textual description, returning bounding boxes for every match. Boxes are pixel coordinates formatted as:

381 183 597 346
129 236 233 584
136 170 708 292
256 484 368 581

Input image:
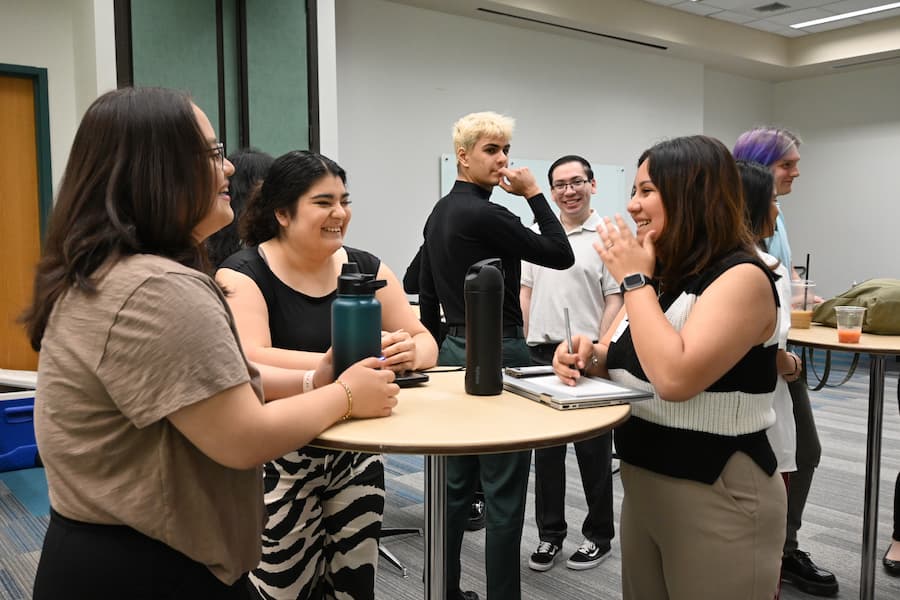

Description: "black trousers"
34 509 253 600
894 472 900 541
529 344 615 548
784 377 822 553
441 334 532 600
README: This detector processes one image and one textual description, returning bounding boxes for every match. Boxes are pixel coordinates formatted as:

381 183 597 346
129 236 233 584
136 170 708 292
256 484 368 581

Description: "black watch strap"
620 273 653 294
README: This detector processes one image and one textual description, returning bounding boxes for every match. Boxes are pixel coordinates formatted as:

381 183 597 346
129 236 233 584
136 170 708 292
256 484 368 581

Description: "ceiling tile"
778 25 810 35
742 18 792 31
640 0 900 37
823 0 899 11
766 8 836 24
709 9 758 22
671 1 723 16
856 6 900 20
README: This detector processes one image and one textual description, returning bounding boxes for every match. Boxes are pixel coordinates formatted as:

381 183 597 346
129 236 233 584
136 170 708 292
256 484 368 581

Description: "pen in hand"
564 307 582 377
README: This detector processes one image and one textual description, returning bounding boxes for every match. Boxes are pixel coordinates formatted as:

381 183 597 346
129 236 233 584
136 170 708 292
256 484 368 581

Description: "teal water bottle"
332 262 388 376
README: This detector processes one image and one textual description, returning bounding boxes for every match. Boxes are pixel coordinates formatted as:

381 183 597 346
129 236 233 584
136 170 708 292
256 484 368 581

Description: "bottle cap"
464 258 503 292
337 263 387 295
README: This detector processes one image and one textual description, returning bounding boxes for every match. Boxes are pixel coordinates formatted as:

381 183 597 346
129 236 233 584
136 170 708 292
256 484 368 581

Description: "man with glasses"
521 155 622 573
418 111 573 600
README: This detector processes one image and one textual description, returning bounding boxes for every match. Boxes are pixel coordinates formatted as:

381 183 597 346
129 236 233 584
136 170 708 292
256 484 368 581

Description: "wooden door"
0 74 41 370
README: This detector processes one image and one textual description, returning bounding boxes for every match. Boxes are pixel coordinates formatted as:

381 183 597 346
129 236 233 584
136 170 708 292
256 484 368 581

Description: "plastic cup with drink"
790 280 817 329
834 306 866 344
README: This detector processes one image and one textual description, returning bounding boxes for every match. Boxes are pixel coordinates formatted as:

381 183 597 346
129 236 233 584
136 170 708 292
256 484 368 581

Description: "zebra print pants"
249 448 384 600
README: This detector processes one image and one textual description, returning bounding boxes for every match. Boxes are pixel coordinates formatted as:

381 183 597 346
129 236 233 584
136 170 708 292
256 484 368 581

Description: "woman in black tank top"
217 150 437 600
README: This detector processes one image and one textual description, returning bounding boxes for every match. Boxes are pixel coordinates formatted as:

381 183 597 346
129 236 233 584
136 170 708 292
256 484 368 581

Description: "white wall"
0 0 116 188
335 0 899 301
335 0 706 276
774 63 900 298
702 69 774 150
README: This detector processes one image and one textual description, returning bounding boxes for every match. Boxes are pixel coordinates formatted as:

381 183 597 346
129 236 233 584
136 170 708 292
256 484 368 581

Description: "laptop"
502 373 652 410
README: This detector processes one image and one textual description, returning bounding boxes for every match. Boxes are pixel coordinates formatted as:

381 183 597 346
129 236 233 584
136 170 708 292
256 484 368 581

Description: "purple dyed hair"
732 127 801 167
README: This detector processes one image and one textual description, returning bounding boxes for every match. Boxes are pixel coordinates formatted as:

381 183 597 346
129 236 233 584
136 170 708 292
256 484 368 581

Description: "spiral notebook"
502 373 652 410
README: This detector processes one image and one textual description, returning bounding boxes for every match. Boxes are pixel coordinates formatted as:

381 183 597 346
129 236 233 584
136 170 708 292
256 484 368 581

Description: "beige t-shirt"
35 254 265 584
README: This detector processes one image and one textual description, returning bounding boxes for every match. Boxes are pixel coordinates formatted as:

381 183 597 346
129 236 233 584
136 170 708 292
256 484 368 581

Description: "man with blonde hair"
418 111 574 600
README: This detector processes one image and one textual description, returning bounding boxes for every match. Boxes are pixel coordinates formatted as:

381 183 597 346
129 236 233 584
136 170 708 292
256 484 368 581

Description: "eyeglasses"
551 178 589 192
209 142 225 170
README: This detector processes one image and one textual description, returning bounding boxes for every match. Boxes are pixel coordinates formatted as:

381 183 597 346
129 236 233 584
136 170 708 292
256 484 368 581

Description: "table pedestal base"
859 355 886 600
424 455 446 600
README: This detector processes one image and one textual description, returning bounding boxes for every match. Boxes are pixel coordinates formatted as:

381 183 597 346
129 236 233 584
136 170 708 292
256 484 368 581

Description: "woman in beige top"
21 86 397 600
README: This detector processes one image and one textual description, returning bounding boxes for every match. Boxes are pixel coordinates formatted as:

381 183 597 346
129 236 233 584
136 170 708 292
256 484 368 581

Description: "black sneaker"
781 549 839 596
466 499 485 531
447 591 479 600
528 541 561 571
565 539 611 570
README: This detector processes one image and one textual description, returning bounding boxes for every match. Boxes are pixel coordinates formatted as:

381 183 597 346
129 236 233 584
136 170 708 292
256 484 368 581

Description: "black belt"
446 325 524 339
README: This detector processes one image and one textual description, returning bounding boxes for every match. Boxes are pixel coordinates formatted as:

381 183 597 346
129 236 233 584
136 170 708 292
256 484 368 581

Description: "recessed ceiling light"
791 2 900 29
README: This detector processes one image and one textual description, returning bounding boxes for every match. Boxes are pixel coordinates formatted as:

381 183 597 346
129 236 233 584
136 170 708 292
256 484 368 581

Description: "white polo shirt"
521 211 619 346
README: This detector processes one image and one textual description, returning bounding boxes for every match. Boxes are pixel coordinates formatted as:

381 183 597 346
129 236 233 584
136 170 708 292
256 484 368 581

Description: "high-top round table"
788 324 900 600
312 370 630 599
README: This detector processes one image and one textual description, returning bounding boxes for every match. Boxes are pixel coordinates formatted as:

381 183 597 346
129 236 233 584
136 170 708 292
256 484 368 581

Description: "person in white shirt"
521 155 623 572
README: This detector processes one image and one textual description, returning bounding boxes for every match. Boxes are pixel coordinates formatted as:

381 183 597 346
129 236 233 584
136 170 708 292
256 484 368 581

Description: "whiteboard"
440 155 628 228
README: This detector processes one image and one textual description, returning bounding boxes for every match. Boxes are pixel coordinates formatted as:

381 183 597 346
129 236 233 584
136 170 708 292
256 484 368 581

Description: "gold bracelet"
335 379 353 421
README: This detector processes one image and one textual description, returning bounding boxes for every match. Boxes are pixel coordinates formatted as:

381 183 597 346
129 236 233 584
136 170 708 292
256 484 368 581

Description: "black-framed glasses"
209 142 225 170
551 178 589 192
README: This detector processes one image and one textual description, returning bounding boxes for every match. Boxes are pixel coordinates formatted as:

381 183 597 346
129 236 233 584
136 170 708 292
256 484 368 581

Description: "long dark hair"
639 135 756 292
240 150 346 246
736 159 776 250
21 87 216 350
206 147 274 266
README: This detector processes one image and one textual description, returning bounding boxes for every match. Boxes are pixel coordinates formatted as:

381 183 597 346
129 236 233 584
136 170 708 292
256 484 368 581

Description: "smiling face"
457 135 510 189
628 159 666 242
277 174 351 256
550 160 595 225
771 146 800 196
191 103 235 242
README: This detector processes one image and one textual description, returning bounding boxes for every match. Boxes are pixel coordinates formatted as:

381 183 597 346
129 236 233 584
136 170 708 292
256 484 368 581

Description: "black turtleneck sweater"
418 180 574 340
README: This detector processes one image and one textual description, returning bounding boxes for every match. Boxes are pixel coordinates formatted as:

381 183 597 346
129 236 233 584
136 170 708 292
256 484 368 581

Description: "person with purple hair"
733 128 838 597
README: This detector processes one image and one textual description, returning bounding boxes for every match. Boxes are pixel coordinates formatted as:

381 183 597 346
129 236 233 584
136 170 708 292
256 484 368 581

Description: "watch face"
624 273 646 289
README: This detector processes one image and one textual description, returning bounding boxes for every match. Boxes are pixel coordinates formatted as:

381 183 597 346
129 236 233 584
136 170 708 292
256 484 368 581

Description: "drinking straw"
803 253 810 309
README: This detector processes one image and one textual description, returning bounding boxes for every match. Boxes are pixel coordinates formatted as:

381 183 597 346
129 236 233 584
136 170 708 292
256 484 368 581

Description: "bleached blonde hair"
452 111 515 155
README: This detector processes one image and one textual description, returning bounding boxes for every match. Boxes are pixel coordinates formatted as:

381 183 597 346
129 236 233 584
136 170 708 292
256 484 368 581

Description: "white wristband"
302 370 315 393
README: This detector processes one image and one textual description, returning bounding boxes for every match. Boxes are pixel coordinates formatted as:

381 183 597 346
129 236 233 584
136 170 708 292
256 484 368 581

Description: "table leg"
859 354 886 600
424 455 446 600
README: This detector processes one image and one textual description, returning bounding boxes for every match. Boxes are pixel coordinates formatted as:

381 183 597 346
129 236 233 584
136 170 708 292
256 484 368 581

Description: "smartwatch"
620 273 653 294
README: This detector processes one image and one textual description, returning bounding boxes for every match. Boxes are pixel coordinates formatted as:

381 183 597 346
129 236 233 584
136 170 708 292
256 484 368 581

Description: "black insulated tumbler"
464 258 504 395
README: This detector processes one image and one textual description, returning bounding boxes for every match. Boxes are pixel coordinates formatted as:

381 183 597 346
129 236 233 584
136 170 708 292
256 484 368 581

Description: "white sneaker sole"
566 551 611 570
528 557 557 572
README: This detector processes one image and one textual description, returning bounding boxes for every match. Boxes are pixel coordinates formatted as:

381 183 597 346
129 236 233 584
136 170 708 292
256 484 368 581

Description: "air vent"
754 2 790 12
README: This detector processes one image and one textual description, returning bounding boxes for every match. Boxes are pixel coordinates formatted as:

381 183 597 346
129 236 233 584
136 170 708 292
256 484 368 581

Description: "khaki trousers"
620 452 787 600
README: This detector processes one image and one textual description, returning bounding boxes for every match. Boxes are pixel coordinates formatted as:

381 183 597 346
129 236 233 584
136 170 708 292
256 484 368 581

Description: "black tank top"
221 246 381 352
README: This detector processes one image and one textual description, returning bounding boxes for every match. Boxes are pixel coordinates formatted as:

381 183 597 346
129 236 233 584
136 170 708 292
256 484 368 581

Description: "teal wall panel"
246 0 309 155
130 0 220 131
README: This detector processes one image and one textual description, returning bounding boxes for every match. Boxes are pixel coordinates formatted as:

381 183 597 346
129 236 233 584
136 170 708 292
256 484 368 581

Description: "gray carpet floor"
1 352 899 599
